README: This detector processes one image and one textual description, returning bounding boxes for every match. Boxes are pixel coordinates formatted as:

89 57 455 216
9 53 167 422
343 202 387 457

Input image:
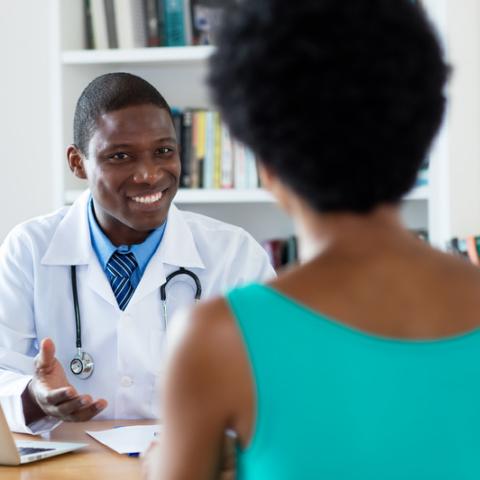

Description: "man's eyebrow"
156 136 177 143
100 137 178 149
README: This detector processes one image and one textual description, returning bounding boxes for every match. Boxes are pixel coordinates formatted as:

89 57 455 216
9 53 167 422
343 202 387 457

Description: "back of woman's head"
208 0 449 213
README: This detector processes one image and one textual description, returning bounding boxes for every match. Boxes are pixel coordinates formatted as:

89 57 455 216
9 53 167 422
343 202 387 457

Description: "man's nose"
132 157 162 184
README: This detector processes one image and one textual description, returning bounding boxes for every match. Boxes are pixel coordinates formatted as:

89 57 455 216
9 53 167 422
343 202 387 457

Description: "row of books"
262 236 298 270
84 0 226 50
172 108 259 190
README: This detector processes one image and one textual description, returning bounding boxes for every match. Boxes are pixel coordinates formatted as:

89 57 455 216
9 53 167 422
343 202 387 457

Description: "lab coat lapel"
41 189 118 307
127 204 205 308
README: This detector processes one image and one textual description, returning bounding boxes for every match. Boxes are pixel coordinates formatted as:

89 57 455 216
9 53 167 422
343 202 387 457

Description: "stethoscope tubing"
69 265 202 379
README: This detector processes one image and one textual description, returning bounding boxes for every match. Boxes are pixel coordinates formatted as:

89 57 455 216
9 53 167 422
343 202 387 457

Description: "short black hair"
73 72 172 155
208 0 449 213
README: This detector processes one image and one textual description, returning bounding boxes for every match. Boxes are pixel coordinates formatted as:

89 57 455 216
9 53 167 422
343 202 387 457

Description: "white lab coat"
0 190 275 433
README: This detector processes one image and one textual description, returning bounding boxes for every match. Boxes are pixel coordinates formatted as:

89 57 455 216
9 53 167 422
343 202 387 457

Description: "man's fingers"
43 386 77 406
35 338 56 371
67 399 108 422
55 395 93 416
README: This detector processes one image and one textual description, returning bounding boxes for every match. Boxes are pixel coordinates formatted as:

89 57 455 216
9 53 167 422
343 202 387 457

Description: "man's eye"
110 152 129 160
156 147 173 155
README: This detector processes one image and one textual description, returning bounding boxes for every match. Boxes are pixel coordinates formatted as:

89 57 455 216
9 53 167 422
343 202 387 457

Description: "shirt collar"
87 197 167 274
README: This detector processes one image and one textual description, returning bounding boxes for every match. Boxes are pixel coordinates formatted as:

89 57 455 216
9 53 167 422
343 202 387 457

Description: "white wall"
1 0 480 244
444 0 480 239
0 1 55 241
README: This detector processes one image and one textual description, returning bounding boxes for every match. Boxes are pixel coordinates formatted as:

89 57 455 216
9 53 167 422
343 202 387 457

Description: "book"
220 124 233 189
104 0 118 48
262 236 299 270
262 239 285 270
163 0 187 46
189 0 227 45
91 0 109 49
203 110 215 189
180 109 193 188
144 0 161 46
84 0 95 49
213 112 222 189
114 0 147 49
233 141 246 189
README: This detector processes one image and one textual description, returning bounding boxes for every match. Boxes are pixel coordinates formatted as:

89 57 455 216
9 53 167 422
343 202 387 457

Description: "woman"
144 0 480 478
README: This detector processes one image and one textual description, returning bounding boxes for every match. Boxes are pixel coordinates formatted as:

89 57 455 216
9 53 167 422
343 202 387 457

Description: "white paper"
85 425 162 454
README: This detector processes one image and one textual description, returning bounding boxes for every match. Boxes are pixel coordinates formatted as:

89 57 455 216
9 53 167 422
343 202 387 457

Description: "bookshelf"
51 0 439 245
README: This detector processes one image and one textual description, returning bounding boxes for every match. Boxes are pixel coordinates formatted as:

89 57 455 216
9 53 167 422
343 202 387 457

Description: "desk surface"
1 419 155 480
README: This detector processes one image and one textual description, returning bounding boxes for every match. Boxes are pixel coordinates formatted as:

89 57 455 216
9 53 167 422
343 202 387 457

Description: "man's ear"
67 145 88 179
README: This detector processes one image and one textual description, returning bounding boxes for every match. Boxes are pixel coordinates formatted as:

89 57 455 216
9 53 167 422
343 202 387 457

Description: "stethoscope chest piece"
70 348 94 379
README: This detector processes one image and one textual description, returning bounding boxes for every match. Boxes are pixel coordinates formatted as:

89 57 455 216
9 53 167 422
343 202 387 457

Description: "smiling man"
0 73 274 434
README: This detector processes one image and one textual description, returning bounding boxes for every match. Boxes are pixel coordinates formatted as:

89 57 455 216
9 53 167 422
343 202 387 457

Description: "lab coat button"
120 376 133 387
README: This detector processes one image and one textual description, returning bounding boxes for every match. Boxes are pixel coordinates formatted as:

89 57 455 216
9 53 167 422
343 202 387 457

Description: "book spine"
220 123 233 189
180 109 193 188
203 111 215 189
183 0 193 45
156 0 166 46
114 0 147 49
163 0 187 46
190 1 224 46
244 147 258 189
91 0 109 49
144 0 161 46
261 239 285 270
233 141 246 189
194 110 206 188
84 0 95 49
213 112 222 189
104 0 118 48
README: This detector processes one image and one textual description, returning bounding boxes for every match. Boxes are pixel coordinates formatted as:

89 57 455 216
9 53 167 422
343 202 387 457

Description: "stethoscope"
69 265 202 379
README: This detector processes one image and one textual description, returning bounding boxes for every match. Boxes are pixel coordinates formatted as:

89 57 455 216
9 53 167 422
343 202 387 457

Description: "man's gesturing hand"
22 338 107 423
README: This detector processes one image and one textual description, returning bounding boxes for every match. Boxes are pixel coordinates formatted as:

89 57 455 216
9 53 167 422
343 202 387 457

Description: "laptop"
0 403 87 465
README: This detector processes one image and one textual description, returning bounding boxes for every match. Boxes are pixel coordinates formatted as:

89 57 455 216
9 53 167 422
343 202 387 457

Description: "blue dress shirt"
87 198 167 289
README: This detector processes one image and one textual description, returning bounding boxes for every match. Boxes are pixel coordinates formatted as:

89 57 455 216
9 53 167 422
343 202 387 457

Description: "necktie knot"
106 251 138 310
107 251 137 279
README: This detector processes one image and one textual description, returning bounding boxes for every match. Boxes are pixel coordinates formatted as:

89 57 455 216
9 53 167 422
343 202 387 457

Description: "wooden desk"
0 419 156 480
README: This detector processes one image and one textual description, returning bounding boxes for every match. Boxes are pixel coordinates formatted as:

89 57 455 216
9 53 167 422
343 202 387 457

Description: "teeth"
131 191 163 204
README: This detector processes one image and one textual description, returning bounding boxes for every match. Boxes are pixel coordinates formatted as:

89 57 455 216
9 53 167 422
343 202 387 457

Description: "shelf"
175 189 274 203
61 46 215 65
65 186 427 205
64 188 275 205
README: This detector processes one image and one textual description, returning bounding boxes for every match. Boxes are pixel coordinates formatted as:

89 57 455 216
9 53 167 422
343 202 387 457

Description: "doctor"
0 72 274 433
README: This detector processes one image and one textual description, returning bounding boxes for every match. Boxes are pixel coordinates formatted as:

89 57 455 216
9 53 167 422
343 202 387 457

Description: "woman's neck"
293 203 412 263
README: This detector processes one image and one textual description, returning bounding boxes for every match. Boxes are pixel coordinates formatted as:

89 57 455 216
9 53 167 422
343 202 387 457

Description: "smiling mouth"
130 190 164 204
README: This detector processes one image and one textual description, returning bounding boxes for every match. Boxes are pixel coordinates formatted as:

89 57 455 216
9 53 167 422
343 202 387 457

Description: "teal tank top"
227 283 480 480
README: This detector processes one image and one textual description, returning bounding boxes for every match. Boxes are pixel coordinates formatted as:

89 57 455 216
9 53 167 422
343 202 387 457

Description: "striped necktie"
106 251 138 310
